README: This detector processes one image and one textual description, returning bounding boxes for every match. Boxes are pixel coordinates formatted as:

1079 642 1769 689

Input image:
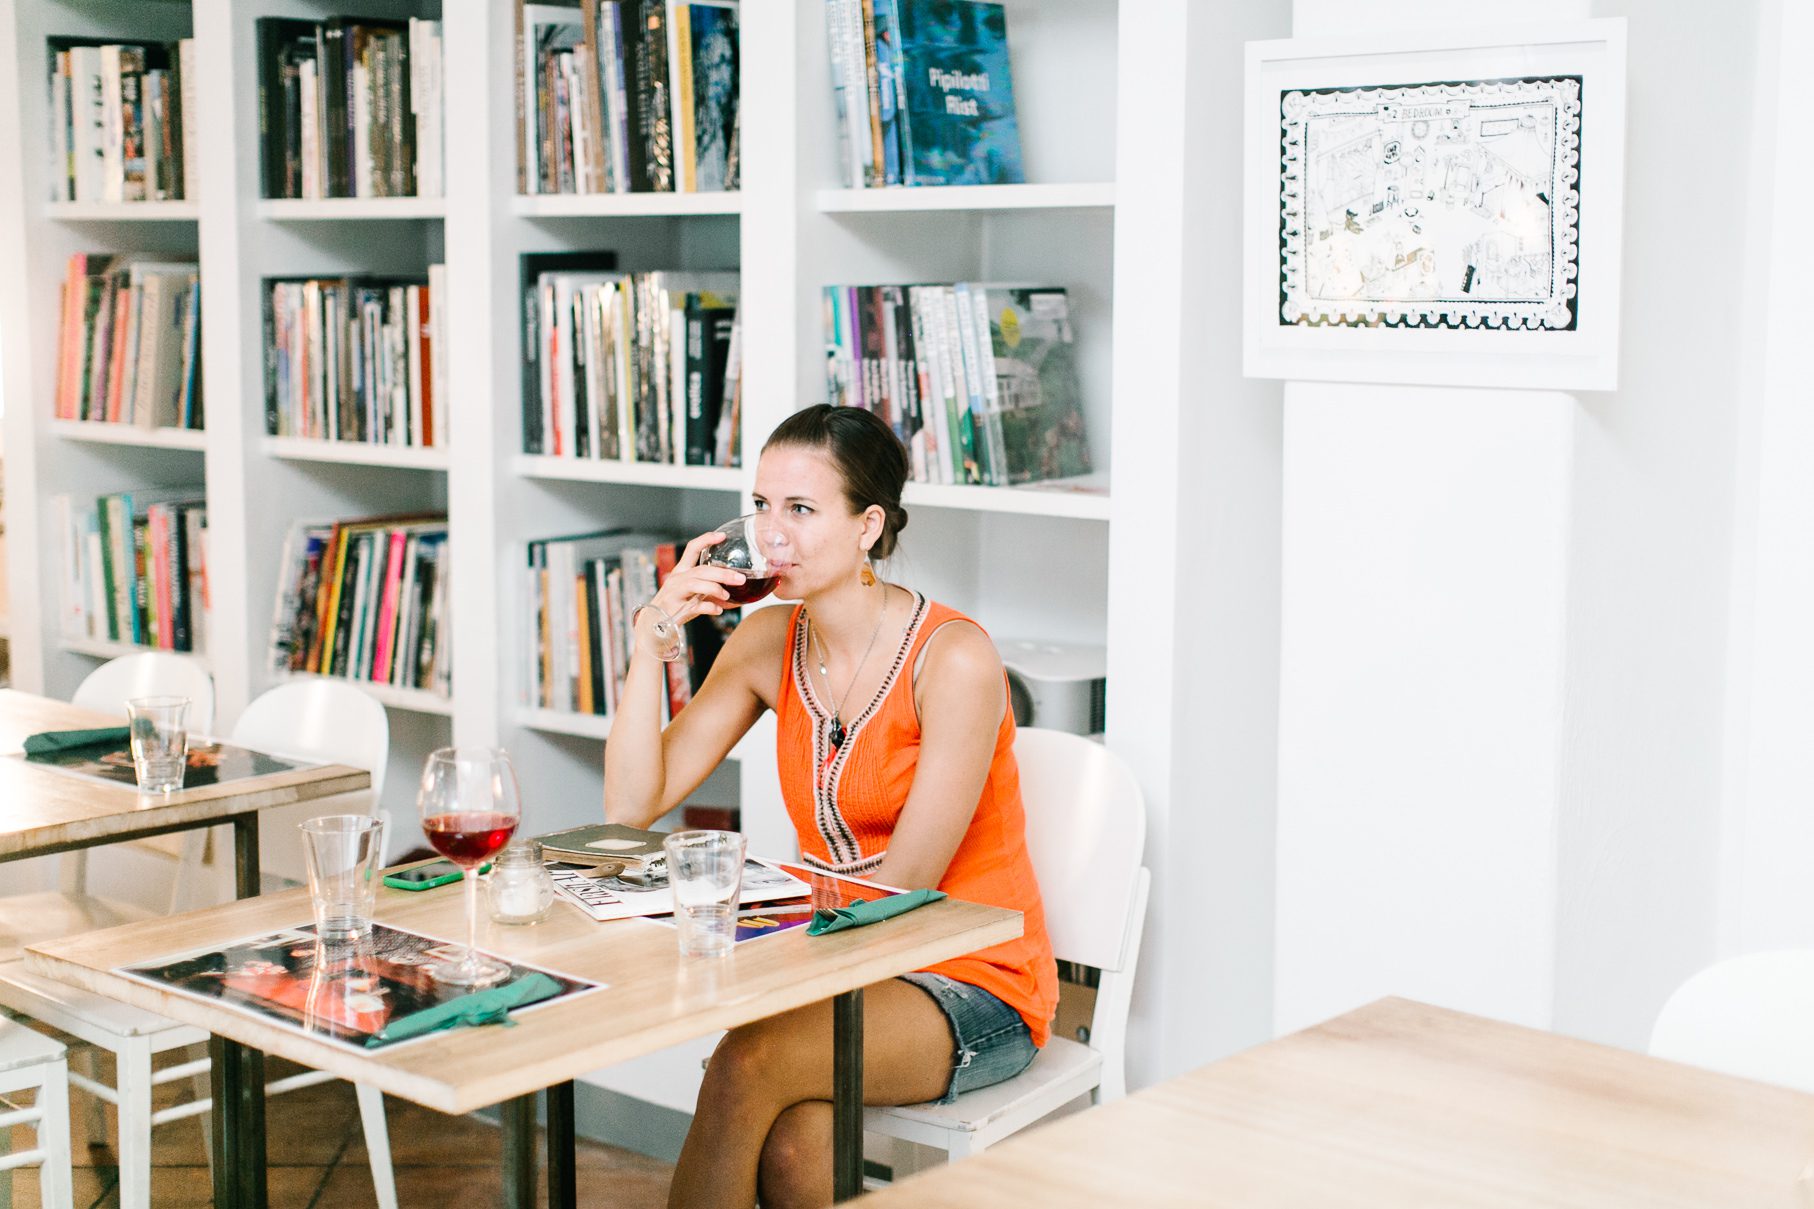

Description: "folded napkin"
806 889 947 936
23 727 131 756
362 972 564 1048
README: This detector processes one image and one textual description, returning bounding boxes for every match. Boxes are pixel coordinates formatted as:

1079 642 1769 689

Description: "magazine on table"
117 922 601 1051
645 861 906 946
17 737 311 791
547 856 813 923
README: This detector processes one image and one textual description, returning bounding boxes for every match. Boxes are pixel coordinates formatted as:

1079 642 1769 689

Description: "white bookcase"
1 0 1209 1120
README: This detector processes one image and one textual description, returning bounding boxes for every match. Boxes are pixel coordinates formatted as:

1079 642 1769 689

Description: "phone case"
382 864 464 891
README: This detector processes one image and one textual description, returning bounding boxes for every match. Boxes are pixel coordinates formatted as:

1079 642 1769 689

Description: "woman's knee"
703 1022 792 1105
758 1101 831 1209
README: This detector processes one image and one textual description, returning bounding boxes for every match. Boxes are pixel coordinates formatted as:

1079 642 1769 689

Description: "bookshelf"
2 0 1188 1126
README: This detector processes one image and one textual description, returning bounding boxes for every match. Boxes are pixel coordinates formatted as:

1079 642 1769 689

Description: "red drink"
721 574 778 605
423 812 518 866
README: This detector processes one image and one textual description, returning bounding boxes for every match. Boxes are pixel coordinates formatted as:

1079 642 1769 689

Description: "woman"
603 404 1058 1208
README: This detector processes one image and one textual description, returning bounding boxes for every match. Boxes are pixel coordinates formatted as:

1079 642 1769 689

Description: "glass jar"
486 839 556 925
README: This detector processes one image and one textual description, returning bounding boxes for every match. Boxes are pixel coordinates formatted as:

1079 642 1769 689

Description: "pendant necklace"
809 586 889 751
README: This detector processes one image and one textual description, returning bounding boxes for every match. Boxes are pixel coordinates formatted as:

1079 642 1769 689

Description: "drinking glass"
645 513 786 663
662 829 747 957
300 814 387 942
126 696 189 794
417 747 521 986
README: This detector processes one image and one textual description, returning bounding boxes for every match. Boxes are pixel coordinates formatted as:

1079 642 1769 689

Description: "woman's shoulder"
912 597 1003 682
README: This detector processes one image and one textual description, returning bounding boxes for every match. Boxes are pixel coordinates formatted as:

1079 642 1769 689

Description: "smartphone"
382 859 486 891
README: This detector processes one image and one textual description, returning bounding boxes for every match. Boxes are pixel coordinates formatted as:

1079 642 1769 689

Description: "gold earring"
860 562 877 588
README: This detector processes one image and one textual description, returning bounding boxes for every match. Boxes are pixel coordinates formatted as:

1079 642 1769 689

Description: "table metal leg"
501 1093 538 1209
546 1081 576 1208
833 988 865 1201
209 1035 267 1209
232 814 260 899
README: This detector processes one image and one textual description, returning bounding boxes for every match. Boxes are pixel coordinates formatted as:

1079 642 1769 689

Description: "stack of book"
47 37 196 203
823 283 1090 487
263 270 447 447
52 490 208 653
524 529 732 720
824 0 1023 189
522 256 740 466
255 16 444 199
518 0 740 194
267 516 451 696
55 253 203 430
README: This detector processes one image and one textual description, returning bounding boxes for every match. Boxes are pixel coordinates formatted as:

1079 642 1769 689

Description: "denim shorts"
899 972 1037 1105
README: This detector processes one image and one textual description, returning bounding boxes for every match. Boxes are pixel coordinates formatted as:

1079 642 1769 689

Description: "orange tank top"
776 592 1058 1046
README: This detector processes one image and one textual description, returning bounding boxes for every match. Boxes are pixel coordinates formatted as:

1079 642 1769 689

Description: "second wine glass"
646 513 784 662
417 747 520 987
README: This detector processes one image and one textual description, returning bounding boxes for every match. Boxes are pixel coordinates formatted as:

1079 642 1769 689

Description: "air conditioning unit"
997 638 1106 737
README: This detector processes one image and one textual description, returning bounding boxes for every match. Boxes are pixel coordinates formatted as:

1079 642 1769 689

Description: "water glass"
126 696 189 794
663 830 746 958
300 815 387 942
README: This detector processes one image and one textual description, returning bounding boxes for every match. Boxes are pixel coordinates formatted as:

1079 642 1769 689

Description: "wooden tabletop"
25 877 1022 1115
0 689 370 859
863 997 1814 1208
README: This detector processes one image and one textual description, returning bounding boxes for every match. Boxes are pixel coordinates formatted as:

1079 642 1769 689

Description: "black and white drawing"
1278 76 1582 331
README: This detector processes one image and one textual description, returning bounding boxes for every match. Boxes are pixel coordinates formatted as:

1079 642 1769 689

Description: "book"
893 0 1023 186
537 821 670 870
974 285 1091 484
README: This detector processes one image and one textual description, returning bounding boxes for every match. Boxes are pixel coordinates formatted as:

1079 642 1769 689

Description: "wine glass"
646 513 785 662
417 747 521 987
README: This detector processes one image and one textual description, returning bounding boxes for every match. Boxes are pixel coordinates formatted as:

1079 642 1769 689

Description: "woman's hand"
633 529 748 657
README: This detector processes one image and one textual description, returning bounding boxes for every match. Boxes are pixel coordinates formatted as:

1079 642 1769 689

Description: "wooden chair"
0 1018 71 1209
865 728 1151 1162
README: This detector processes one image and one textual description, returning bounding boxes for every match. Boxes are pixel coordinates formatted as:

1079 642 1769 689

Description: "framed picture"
1243 20 1627 390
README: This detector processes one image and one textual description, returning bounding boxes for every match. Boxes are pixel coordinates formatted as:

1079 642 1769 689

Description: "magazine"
118 922 601 1051
645 861 906 946
18 737 310 791
547 856 810 923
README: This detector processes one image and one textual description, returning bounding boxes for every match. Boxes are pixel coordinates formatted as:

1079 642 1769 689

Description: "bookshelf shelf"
814 183 1116 214
257 198 446 221
50 420 207 451
511 455 743 492
59 636 207 665
277 672 454 718
902 477 1112 521
44 201 199 222
264 437 449 471
510 192 743 219
520 708 612 741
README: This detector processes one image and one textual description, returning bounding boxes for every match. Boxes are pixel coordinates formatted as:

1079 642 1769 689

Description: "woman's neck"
805 578 894 658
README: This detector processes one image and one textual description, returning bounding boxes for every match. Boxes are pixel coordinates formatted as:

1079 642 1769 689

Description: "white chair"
0 681 397 1209
0 1018 72 1209
66 651 218 911
1649 949 1814 1093
865 727 1152 1162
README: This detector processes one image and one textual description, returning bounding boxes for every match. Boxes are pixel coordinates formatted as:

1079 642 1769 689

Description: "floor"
4 1050 676 1208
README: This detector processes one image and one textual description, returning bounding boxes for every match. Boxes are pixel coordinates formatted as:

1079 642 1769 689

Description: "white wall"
1275 0 1760 1050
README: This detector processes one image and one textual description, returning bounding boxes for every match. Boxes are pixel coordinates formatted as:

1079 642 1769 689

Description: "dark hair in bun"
764 404 910 559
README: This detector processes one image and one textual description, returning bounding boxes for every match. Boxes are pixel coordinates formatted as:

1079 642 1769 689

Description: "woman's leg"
669 978 953 1209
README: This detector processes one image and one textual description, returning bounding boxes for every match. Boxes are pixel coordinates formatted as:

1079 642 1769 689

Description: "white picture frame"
1243 19 1627 391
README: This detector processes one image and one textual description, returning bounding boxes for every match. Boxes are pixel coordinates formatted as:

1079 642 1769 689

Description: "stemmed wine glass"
645 513 785 663
417 747 521 987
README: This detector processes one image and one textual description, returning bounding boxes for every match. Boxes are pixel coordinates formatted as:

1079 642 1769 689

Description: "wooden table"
861 997 1814 1208
0 688 369 899
26 872 1023 1208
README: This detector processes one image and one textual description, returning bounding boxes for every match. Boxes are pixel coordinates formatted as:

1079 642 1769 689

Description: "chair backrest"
72 652 216 735
1649 950 1814 1093
1013 727 1150 1099
231 681 391 876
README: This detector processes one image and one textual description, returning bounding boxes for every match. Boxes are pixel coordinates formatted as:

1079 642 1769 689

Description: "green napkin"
23 727 131 755
363 972 564 1048
806 889 947 936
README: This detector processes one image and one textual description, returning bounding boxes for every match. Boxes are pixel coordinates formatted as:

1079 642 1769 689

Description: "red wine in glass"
422 812 518 866
721 574 779 605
